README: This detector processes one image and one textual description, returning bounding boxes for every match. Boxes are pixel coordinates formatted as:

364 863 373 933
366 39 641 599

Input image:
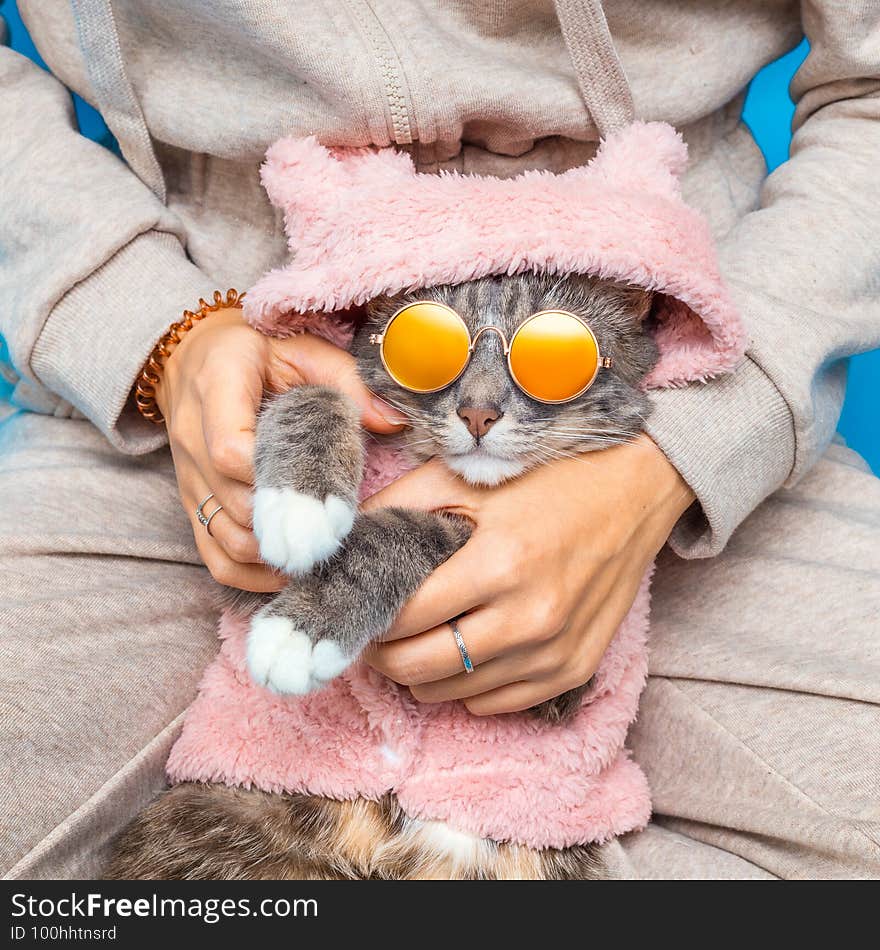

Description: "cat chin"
445 452 526 486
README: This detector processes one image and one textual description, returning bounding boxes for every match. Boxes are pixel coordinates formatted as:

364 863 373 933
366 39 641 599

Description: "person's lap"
0 409 218 878
624 441 880 878
2 410 877 879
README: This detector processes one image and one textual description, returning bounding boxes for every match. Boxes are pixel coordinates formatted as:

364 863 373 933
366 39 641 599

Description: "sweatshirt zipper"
343 0 414 146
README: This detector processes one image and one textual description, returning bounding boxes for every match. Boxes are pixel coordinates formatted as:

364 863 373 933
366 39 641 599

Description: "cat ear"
583 121 688 201
567 275 654 322
364 292 398 323
610 284 654 322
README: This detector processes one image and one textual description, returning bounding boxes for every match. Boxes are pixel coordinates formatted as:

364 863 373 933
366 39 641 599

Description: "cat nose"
457 405 503 440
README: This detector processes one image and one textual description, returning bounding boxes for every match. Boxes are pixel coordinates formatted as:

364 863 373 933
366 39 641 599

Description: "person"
1 0 878 880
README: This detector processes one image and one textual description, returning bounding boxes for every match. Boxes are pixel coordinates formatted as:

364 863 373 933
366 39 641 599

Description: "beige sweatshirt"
1 0 878 558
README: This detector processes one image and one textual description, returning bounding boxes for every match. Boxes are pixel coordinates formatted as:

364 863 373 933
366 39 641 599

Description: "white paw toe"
246 615 354 695
246 615 313 695
310 639 352 684
253 487 355 574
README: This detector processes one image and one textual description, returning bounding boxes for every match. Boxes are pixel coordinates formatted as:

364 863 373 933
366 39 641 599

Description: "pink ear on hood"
586 121 688 201
260 136 349 224
260 136 417 243
331 141 417 184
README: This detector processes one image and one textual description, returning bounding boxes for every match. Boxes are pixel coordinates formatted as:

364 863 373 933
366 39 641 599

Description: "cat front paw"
252 487 355 575
246 614 353 695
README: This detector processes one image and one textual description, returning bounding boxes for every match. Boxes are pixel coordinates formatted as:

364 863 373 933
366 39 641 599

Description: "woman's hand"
155 308 405 591
362 436 694 714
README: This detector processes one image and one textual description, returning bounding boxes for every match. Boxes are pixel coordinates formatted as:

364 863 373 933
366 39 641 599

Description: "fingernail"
371 395 408 426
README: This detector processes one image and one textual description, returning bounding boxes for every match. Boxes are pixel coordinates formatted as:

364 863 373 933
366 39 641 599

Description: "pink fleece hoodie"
166 122 746 849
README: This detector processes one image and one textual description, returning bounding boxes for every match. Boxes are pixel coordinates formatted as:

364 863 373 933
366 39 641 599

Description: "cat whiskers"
372 393 434 426
531 420 641 435
518 431 634 468
401 436 445 450
538 428 640 444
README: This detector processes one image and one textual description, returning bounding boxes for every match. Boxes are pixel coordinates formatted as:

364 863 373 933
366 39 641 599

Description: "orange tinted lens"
381 302 470 392
509 310 599 402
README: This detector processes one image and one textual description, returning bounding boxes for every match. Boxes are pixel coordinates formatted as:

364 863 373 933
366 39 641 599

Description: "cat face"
352 273 658 485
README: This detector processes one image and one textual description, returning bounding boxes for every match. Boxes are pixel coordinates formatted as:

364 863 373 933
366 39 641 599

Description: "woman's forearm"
648 2 880 560
0 46 210 452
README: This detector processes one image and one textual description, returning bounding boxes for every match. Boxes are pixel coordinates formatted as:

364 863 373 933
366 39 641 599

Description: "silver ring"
196 493 215 524
196 493 223 537
449 620 474 674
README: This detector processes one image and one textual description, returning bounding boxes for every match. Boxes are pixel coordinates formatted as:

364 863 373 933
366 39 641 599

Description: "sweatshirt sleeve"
646 0 880 558
0 45 214 453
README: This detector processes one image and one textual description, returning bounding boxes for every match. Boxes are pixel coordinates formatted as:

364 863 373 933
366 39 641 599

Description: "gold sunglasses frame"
368 300 613 404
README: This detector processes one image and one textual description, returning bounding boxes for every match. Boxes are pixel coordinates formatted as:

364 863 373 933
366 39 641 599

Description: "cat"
108 271 657 880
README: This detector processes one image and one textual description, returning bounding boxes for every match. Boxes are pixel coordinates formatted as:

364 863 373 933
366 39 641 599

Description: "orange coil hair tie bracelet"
135 288 246 424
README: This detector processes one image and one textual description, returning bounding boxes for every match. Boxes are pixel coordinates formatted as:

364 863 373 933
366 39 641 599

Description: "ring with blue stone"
449 619 475 674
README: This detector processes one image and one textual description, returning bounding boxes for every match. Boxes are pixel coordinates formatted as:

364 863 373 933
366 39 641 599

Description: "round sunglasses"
368 300 613 404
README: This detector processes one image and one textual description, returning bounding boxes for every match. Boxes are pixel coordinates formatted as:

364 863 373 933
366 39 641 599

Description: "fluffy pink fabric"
168 122 746 849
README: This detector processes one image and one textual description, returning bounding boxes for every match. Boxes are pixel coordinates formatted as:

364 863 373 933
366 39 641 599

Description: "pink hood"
243 122 747 387
167 122 746 849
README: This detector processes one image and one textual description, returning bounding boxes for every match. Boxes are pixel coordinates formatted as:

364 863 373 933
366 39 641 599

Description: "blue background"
2 4 877 472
